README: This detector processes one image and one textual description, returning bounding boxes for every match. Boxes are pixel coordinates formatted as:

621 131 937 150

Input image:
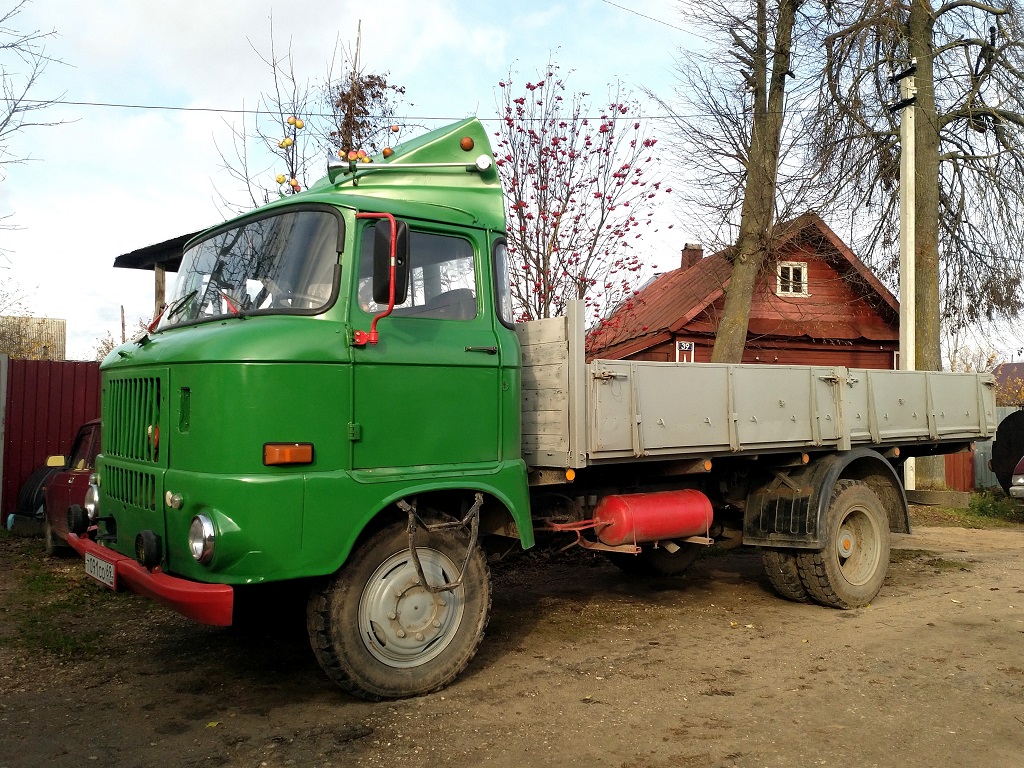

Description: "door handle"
465 346 498 355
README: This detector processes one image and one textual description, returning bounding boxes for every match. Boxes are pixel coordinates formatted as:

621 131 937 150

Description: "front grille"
105 465 159 511
104 375 163 464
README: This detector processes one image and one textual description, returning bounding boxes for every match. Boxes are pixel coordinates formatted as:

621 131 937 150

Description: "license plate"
85 552 116 589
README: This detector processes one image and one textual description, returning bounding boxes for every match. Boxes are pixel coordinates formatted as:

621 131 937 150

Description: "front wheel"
43 506 71 557
307 520 491 700
797 480 890 609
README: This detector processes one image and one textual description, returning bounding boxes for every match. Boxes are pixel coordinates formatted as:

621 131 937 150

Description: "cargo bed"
515 303 997 470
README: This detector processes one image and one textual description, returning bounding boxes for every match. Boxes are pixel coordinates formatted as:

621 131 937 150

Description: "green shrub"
968 491 1024 524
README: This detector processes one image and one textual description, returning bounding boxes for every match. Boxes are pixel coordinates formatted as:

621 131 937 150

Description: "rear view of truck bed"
515 303 997 470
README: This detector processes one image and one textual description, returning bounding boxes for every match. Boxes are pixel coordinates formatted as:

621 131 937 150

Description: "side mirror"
372 219 409 306
46 455 66 468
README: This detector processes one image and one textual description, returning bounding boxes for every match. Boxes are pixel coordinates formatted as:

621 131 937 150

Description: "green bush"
968 491 1024 523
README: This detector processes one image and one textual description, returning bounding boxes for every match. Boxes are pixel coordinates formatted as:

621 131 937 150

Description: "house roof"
589 212 899 358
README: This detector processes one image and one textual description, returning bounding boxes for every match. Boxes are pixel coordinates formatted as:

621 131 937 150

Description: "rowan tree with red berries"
494 63 667 323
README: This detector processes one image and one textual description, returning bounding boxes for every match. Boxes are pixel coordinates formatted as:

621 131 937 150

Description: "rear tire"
761 548 809 602
307 520 490 700
797 480 890 609
606 543 703 577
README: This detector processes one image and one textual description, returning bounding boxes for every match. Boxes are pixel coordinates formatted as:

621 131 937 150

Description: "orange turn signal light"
263 442 314 466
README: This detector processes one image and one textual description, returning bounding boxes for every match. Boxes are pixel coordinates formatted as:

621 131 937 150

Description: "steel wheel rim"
358 547 465 669
834 505 881 587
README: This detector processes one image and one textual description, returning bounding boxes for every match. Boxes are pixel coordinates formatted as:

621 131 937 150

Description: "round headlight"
188 515 216 565
83 480 100 523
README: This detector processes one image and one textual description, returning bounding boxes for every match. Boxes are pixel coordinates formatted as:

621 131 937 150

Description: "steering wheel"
276 292 323 308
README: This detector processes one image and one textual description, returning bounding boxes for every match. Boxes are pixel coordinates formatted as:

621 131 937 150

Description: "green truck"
68 118 997 700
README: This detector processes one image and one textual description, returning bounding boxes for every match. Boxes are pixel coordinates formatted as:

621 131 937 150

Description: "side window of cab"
356 227 477 320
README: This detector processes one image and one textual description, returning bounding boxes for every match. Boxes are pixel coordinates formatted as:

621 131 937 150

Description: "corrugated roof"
588 253 732 354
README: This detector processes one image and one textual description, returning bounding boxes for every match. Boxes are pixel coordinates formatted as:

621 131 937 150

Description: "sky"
0 0 699 360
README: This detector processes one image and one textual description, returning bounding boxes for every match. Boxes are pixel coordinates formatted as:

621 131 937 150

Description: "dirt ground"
1 514 1022 768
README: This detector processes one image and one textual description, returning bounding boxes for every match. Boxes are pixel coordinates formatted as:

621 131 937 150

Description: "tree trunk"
711 0 800 363
909 0 946 489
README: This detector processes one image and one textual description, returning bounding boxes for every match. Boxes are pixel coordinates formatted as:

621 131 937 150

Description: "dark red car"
1010 456 1024 500
43 420 100 556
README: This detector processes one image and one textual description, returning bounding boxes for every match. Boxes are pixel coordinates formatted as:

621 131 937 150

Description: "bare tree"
0 1 62 181
215 21 406 214
812 0 1024 375
1 0 63 252
494 61 668 323
657 0 805 362
803 1 1024 488
0 273 34 356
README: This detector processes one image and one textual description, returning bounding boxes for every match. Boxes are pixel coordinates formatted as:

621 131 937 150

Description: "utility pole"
892 60 917 489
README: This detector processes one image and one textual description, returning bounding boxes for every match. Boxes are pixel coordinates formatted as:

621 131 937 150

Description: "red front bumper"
68 533 234 626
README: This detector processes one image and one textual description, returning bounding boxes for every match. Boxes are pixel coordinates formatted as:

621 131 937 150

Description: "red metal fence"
2 358 101 516
944 451 976 493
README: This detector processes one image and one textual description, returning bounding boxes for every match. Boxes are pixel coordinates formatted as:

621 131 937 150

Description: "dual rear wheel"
762 480 891 609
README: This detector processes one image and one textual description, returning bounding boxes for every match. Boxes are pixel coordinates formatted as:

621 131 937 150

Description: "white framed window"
776 261 809 296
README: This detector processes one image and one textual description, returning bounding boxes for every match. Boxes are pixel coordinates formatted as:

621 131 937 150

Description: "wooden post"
155 264 166 318
898 69 917 491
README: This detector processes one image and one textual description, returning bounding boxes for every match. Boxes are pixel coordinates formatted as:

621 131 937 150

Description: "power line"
599 0 687 32
22 97 826 122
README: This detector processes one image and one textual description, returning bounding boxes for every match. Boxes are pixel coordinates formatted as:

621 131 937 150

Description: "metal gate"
1 355 101 517
974 406 1023 490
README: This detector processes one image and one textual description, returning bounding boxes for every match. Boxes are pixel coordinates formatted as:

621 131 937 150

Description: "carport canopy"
113 229 204 317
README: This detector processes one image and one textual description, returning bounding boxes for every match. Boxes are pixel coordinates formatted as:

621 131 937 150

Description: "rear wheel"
797 480 890 609
761 548 809 602
307 520 490 700
607 542 703 577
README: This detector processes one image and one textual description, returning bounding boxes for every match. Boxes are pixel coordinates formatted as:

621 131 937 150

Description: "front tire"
44 508 71 557
307 520 490 700
797 480 890 609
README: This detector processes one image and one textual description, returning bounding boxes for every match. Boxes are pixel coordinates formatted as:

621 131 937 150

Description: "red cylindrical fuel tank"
593 489 713 546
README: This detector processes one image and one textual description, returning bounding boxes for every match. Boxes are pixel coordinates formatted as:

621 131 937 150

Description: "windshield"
158 207 342 329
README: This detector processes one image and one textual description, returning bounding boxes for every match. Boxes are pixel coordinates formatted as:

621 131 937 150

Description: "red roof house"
588 212 900 370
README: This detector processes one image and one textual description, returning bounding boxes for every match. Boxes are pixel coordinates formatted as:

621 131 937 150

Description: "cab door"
350 224 502 470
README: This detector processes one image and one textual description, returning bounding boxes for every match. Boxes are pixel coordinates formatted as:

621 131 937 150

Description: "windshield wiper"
145 289 198 335
166 289 199 321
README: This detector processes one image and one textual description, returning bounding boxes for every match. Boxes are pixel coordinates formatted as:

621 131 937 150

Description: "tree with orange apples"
215 24 406 213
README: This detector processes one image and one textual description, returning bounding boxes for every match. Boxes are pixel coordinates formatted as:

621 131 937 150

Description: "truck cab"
70 119 532 697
